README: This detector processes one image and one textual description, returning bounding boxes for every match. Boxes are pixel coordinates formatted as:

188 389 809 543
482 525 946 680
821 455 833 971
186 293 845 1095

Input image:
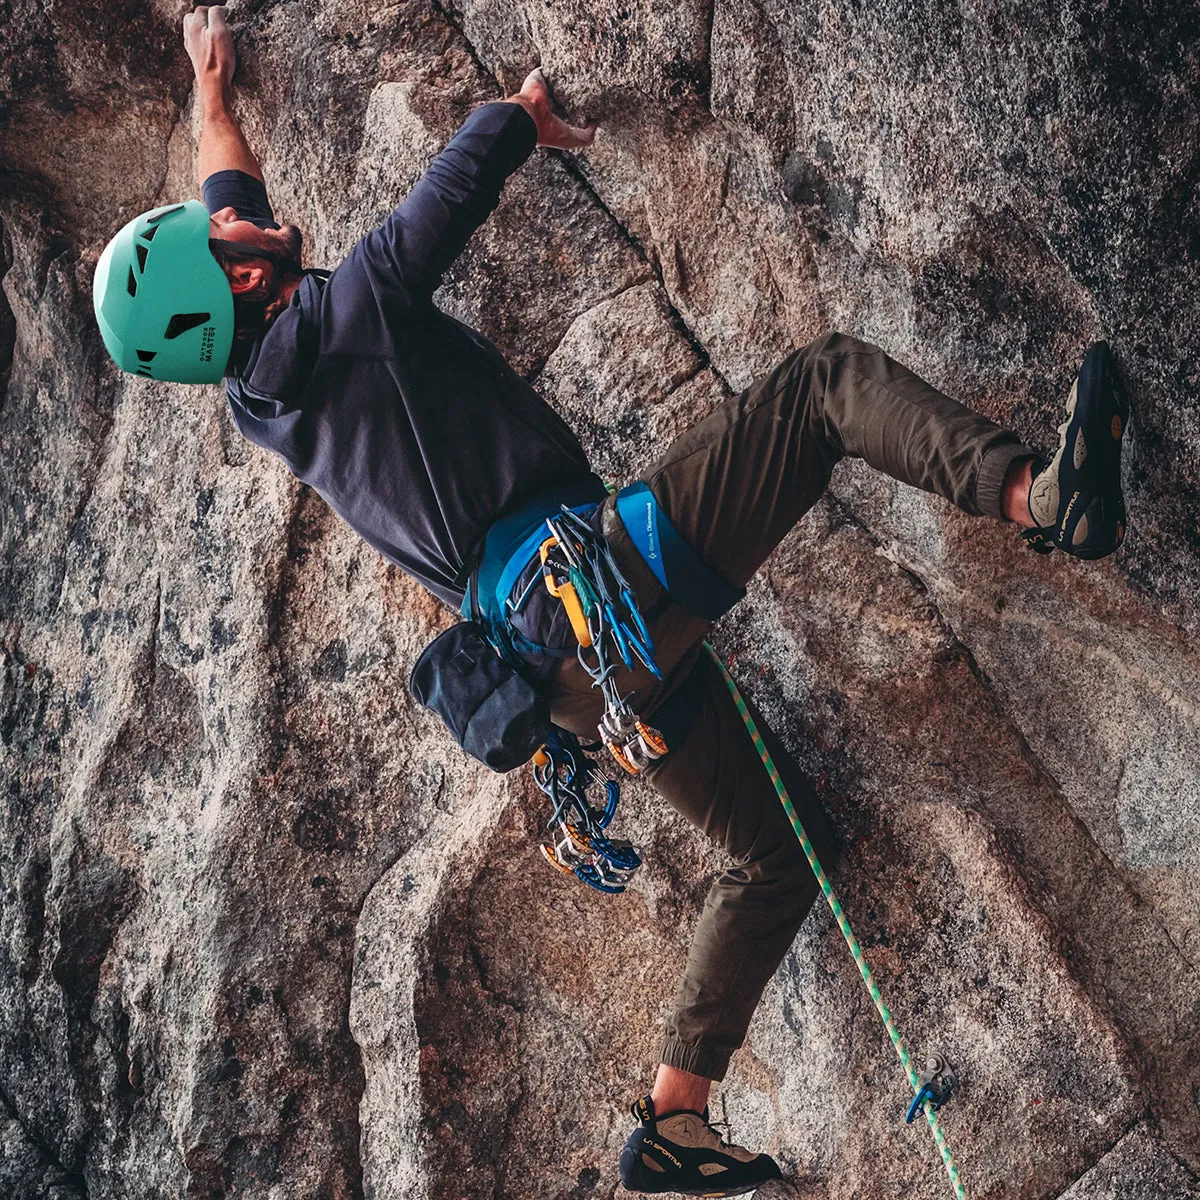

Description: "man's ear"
227 262 268 295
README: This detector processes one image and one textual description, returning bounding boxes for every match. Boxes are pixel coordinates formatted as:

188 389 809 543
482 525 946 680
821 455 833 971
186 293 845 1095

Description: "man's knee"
802 329 879 362
728 830 822 924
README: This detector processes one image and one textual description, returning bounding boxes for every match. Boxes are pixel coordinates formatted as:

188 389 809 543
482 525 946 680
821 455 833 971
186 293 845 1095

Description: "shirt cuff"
467 100 538 175
202 169 280 230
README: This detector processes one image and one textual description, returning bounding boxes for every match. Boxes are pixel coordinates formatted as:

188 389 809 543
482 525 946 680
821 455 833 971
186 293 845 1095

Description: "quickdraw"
532 728 641 893
905 1052 958 1124
533 505 667 891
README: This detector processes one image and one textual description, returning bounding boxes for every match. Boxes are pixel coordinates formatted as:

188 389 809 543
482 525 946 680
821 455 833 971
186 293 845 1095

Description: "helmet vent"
146 205 184 225
135 243 149 272
127 268 137 297
136 366 153 377
136 349 156 362
141 225 158 243
164 312 210 339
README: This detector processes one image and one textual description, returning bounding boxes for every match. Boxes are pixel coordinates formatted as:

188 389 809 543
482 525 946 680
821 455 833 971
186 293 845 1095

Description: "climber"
91 6 1129 1196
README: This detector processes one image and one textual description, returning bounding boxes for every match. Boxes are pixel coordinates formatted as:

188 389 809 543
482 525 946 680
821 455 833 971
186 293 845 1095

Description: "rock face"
2 1 1199 1198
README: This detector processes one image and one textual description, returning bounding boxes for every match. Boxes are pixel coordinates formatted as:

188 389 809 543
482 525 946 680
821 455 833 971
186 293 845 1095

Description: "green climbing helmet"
93 200 234 384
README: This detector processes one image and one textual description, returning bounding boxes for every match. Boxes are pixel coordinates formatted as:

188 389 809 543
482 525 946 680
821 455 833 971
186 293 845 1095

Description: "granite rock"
2 0 1199 1197
1057 1124 1200 1200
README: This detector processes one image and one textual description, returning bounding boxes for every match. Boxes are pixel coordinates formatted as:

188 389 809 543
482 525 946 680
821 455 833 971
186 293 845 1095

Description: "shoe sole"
662 1186 773 1197
621 1149 782 1197
620 1172 780 1196
1054 340 1129 559
620 1177 781 1197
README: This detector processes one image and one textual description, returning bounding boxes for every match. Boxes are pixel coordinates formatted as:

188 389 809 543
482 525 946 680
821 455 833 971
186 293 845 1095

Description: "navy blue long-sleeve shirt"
204 103 593 609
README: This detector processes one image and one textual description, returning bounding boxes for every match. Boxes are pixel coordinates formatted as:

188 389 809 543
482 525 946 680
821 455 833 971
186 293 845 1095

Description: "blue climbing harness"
462 478 745 893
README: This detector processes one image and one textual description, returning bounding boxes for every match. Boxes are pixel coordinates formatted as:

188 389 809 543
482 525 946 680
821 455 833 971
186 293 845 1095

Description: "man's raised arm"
184 5 264 187
359 69 596 301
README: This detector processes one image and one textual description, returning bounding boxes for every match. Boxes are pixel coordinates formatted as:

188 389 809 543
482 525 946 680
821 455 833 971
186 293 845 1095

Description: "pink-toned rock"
2 0 1198 1198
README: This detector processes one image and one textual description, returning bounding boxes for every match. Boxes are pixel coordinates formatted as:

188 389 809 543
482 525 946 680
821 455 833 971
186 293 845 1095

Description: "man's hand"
506 69 597 151
185 6 237 103
186 4 265 185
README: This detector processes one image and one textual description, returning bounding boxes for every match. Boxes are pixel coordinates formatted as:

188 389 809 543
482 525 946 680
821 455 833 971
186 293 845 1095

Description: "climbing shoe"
618 1095 783 1196
1023 340 1129 558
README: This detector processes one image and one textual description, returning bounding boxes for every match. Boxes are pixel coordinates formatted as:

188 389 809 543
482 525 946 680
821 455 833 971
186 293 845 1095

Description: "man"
92 7 1128 1195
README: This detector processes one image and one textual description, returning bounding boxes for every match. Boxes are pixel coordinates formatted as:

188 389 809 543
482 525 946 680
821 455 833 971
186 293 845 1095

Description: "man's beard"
276 223 303 265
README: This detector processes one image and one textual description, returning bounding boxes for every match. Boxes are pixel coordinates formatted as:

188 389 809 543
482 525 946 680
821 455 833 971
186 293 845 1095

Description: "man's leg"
643 330 1040 591
646 652 836 1085
617 650 835 1194
557 333 1044 737
560 332 1126 1191
556 332 1042 743
620 335 1034 1106
611 333 1062 1191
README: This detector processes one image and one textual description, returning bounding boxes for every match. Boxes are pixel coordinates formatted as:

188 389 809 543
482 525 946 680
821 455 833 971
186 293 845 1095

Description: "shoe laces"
705 1098 735 1151
708 1119 734 1151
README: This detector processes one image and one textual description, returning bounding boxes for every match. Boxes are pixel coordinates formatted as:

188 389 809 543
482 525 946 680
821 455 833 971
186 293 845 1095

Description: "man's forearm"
184 7 264 188
197 88 264 187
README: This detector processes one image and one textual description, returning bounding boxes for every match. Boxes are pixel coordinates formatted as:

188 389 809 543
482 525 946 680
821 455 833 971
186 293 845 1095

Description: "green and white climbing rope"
707 643 967 1200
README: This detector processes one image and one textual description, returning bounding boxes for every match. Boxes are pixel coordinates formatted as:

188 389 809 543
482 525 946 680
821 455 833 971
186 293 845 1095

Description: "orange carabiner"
608 741 640 776
636 721 669 757
539 537 592 647
540 845 575 876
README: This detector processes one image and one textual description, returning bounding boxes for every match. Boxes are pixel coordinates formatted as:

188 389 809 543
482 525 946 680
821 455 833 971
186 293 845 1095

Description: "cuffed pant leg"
644 653 837 1081
814 333 1037 518
639 331 1039 589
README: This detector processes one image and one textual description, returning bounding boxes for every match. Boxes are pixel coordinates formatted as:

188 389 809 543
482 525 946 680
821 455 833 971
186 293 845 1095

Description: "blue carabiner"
626 629 663 679
574 863 626 894
591 835 641 872
606 605 636 670
622 588 657 656
905 1083 937 1124
598 779 620 828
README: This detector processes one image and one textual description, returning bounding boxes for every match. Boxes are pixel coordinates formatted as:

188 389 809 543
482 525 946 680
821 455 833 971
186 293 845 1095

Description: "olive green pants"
548 332 1035 1081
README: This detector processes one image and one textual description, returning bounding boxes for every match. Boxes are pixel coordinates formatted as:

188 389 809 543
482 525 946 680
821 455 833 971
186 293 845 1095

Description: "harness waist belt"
464 474 609 632
614 481 744 622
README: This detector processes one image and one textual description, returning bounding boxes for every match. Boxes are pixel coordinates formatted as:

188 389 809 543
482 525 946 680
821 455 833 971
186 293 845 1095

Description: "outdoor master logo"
200 324 216 363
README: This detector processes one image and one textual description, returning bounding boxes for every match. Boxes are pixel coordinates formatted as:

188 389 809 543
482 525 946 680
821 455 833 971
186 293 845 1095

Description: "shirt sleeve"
350 101 537 302
202 169 281 230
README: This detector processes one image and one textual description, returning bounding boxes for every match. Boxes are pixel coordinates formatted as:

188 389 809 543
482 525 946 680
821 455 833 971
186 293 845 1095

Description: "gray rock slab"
1056 1124 1200 1200
2 0 1199 1196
